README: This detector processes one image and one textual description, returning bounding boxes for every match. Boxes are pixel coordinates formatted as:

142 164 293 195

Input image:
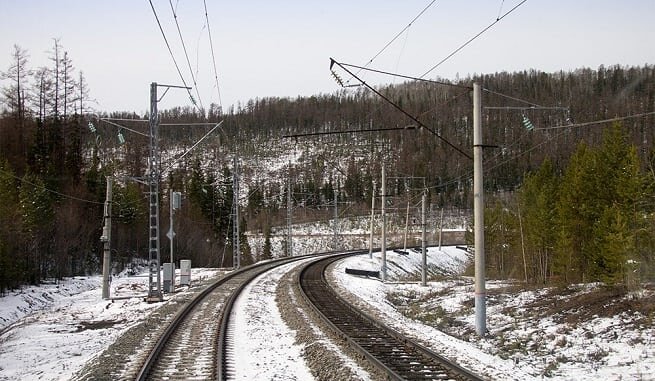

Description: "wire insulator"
331 70 345 87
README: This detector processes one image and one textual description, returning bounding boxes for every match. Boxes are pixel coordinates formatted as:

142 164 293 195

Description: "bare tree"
48 38 61 118
1 44 31 120
1 44 32 161
77 71 92 115
60 51 76 119
32 67 51 121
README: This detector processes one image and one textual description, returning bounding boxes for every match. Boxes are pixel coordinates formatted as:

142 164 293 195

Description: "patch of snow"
0 268 221 381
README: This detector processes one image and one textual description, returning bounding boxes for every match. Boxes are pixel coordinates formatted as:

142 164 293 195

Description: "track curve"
135 255 318 381
299 253 486 381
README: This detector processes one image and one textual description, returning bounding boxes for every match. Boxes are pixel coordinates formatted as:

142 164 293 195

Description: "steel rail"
299 253 486 381
135 254 320 381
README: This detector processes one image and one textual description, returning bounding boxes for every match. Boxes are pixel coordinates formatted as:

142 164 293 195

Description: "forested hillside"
1 40 654 292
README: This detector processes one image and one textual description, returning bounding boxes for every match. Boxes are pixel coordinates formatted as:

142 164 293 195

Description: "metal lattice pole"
147 82 162 302
233 156 240 269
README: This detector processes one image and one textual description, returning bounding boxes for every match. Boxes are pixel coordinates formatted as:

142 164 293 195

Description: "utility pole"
473 82 486 336
421 190 427 287
167 190 180 291
438 207 444 251
147 82 162 302
381 164 387 281
101 177 112 299
233 156 240 269
287 163 293 257
333 189 338 251
403 198 410 252
369 180 376 259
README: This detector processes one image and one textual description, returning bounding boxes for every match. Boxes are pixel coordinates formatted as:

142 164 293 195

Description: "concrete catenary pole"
421 190 427 287
287 162 293 257
101 177 112 299
369 180 376 259
381 165 387 281
473 82 486 336
333 189 338 251
438 207 444 251
169 189 174 266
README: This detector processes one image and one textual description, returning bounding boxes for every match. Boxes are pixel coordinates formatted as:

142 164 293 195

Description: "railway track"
299 253 485 381
135 255 317 381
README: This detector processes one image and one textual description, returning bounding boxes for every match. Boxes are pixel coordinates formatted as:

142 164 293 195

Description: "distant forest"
1 40 654 291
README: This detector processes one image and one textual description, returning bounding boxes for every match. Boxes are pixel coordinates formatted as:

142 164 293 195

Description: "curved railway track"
135 255 317 381
135 250 483 381
299 253 485 381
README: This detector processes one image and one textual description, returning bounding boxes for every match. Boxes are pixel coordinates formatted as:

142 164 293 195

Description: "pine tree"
556 142 597 282
519 158 559 284
0 160 20 291
262 225 272 260
18 172 54 283
591 204 633 284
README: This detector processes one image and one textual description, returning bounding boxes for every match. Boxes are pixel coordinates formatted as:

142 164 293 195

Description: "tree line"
2 38 654 292
483 124 654 286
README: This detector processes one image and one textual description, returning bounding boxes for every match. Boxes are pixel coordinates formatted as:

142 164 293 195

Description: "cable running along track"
299 253 485 381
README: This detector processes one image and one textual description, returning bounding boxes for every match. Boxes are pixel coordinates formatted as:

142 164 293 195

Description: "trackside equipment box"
180 259 191 286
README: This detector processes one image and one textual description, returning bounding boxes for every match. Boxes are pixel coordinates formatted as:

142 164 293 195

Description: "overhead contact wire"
148 0 197 110
204 0 223 108
420 0 529 79
347 0 438 84
168 0 204 111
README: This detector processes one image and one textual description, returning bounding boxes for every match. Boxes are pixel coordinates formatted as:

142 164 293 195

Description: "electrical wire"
203 0 223 109
338 61 472 90
537 111 655 130
148 0 197 110
0 168 104 205
332 59 472 160
483 87 545 108
346 0 439 84
168 0 205 111
420 0 529 79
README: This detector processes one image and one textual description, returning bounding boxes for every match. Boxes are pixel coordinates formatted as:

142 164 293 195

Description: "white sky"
1 0 654 114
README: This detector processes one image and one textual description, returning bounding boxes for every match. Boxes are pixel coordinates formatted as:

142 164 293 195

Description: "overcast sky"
2 0 654 114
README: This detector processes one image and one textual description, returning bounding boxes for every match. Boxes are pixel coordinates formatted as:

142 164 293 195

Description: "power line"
420 0 529 79
351 0 439 83
0 168 104 205
148 0 197 110
203 0 223 109
338 62 472 90
331 58 473 160
483 87 545 108
168 0 204 111
537 111 655 130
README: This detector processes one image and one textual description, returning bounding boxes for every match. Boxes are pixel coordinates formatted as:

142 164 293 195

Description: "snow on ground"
2 244 653 381
0 268 222 381
230 256 374 381
230 259 315 380
332 247 655 380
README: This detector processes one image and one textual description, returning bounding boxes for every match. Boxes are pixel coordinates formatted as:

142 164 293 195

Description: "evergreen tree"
519 158 559 283
262 225 272 260
18 172 54 283
591 204 633 284
556 142 597 282
0 160 20 291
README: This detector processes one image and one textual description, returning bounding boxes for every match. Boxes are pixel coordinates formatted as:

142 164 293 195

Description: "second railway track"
135 250 484 380
135 255 320 381
299 253 485 381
